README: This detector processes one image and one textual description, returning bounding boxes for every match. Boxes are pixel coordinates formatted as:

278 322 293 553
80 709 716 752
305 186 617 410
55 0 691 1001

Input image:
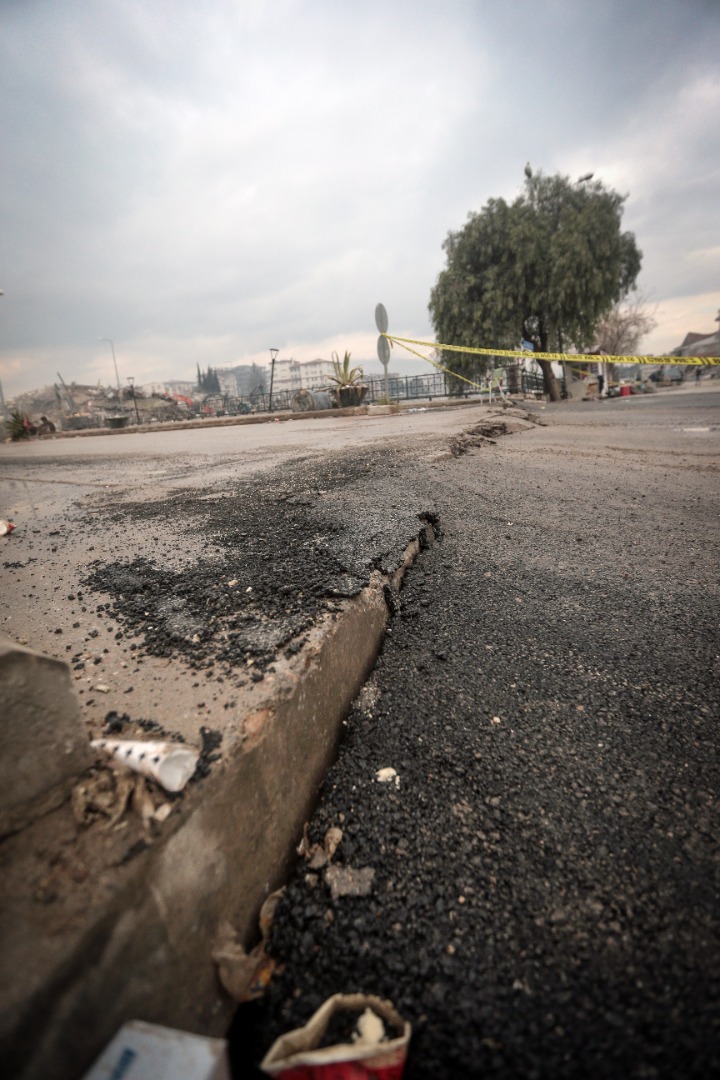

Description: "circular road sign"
375 303 389 334
377 334 391 365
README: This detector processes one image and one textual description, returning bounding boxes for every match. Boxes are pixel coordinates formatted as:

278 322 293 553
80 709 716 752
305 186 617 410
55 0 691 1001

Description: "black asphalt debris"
80 446 435 681
101 709 187 743
230 412 719 1079
195 725 223 780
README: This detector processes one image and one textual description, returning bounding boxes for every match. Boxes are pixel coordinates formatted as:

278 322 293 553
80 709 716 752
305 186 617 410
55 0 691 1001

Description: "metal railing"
174 368 546 414
364 372 460 402
52 367 548 430
520 371 545 395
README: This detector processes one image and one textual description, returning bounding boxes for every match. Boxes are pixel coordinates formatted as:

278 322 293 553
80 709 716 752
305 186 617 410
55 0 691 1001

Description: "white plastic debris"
81 1019 230 1080
91 739 199 793
0 520 16 536
376 767 399 786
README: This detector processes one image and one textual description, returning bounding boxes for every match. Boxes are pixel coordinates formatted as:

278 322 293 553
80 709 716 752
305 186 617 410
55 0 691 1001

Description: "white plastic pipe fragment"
91 739 199 793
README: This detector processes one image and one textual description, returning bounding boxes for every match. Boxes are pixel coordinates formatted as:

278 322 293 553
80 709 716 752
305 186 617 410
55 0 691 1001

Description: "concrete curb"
19 396 492 442
1 521 436 1080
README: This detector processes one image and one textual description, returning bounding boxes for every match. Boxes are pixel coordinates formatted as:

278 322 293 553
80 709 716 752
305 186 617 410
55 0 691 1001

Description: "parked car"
649 366 684 384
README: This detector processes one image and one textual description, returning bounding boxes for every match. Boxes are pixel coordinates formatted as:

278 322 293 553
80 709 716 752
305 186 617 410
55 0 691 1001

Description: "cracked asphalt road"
235 389 720 1079
2 389 719 1079
0 407 475 740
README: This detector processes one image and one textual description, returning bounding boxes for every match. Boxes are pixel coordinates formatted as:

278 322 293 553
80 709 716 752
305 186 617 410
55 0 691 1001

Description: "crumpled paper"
260 993 411 1078
212 888 285 1003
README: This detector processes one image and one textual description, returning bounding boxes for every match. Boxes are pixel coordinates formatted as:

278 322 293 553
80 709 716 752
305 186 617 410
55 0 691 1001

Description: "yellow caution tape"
383 334 720 366
385 336 486 390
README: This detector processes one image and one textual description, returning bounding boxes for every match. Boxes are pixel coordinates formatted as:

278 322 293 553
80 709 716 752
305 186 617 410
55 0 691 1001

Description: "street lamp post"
98 337 121 394
268 348 279 412
0 290 8 425
126 376 140 424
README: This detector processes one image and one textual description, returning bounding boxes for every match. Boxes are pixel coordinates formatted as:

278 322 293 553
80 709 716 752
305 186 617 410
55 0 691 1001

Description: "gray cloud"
1 0 719 395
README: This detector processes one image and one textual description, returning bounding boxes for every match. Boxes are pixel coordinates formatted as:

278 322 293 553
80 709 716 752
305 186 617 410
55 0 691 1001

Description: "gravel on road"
235 397 720 1079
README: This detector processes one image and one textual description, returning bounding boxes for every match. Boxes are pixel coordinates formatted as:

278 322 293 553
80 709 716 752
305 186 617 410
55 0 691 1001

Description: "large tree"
429 169 642 400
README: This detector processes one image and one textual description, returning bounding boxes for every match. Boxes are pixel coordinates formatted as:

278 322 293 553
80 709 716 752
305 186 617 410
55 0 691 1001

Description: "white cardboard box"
80 1020 231 1080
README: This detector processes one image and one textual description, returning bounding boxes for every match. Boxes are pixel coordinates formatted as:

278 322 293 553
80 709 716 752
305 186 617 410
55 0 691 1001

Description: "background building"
670 326 720 359
270 358 338 394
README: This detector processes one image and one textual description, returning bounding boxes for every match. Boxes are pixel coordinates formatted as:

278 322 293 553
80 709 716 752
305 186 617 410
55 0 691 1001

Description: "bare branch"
594 292 658 356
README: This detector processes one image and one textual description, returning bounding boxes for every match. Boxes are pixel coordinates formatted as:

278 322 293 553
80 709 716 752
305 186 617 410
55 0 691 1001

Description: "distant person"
37 415 56 434
695 366 702 383
597 372 605 397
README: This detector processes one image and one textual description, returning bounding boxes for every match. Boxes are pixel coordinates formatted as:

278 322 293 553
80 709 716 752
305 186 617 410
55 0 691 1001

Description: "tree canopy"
428 170 642 399
197 364 221 393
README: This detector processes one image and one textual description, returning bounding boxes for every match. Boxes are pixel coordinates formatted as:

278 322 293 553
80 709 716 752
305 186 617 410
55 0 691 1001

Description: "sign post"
375 304 391 402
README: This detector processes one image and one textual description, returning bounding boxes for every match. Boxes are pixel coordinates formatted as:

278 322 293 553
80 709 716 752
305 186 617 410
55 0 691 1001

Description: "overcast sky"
1 0 719 397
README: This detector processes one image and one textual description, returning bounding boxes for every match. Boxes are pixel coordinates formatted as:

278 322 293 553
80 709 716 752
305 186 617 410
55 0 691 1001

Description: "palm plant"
9 410 31 440
327 350 367 406
328 350 364 387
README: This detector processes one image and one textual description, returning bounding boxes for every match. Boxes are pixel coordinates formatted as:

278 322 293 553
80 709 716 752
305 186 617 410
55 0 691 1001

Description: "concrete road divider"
0 638 93 839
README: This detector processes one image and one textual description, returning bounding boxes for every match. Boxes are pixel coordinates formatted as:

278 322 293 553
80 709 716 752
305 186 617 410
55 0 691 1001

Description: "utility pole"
98 338 121 394
0 290 8 424
127 377 140 424
268 348 279 412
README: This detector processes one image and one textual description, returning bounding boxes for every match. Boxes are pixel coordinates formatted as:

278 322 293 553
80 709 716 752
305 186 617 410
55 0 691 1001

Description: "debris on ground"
297 823 344 869
323 826 343 861
448 432 496 456
78 447 436 683
71 768 177 834
0 520 16 536
213 889 285 1004
376 766 400 786
91 738 199 792
259 993 410 1078
71 769 135 829
449 410 542 455
132 775 159 835
194 725 223 780
324 864 375 900
80 1019 230 1080
102 710 188 743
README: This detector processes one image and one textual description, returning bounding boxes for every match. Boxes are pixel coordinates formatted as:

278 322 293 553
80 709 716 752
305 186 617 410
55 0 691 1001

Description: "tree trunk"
538 358 562 402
